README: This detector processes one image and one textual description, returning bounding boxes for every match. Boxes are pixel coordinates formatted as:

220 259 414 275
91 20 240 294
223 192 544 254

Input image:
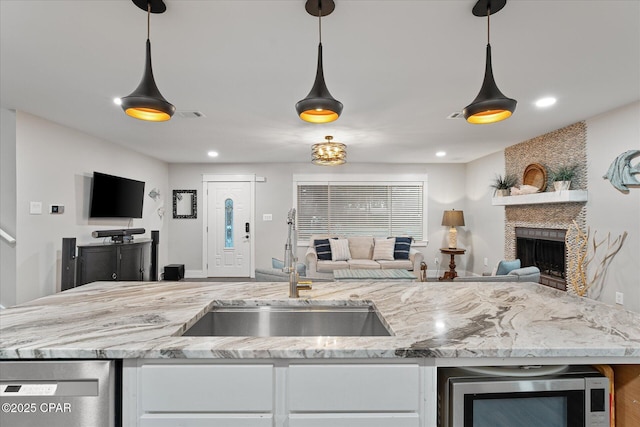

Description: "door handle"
245 222 250 233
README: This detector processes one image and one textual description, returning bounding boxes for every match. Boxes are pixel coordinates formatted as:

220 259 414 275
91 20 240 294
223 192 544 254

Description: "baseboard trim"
185 270 206 279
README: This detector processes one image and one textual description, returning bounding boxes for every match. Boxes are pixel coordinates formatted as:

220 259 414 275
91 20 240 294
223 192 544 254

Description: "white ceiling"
1 0 639 164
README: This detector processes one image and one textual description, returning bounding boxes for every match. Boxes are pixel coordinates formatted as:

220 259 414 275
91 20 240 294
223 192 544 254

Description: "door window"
225 198 233 248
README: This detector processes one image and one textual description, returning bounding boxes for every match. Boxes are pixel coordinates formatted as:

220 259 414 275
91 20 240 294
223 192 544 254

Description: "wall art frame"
173 189 197 219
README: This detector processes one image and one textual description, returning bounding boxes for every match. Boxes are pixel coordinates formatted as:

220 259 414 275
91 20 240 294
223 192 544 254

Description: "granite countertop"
1 280 640 360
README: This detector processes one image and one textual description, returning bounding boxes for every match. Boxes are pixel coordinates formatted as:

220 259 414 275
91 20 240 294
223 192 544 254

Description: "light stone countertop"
1 280 640 361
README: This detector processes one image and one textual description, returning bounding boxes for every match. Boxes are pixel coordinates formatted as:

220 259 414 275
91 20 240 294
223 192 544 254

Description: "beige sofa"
305 235 424 279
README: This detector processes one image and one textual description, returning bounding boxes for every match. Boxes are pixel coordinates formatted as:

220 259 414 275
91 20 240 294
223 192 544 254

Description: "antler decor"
568 221 627 298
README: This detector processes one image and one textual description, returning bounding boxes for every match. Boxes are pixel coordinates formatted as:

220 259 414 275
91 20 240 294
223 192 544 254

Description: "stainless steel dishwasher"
0 360 120 427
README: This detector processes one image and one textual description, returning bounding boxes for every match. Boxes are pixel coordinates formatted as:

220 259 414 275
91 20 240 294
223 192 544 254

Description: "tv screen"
89 172 145 218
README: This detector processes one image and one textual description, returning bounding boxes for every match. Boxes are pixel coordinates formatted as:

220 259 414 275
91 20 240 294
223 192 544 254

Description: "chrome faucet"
284 208 311 298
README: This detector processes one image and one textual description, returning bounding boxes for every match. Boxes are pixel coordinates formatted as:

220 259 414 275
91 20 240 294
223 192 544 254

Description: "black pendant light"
120 0 175 122
463 0 516 124
296 0 343 124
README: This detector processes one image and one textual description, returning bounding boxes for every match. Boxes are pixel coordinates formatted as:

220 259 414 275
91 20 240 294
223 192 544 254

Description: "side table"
439 248 466 280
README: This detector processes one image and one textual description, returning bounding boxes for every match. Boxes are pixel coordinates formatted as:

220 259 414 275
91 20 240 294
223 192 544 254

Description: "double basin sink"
182 302 392 337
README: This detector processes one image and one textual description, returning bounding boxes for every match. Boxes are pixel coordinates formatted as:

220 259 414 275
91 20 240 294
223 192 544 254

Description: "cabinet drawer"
288 413 419 427
141 364 273 412
289 364 419 412
140 414 273 427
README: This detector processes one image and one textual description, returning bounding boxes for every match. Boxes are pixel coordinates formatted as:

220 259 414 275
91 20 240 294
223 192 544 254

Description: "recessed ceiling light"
207 151 219 158
535 97 557 108
436 151 447 157
113 97 122 105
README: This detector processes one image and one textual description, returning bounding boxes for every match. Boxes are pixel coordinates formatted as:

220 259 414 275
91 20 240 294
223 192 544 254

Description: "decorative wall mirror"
173 190 197 219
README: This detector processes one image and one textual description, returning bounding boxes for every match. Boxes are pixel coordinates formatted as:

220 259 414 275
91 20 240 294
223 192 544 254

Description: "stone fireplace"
516 227 567 290
504 122 588 294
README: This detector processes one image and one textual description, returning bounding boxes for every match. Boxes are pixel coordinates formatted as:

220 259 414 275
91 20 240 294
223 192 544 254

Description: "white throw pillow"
373 237 395 261
329 238 352 261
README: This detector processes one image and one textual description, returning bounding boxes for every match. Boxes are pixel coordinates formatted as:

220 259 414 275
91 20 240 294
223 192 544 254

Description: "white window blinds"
296 183 424 241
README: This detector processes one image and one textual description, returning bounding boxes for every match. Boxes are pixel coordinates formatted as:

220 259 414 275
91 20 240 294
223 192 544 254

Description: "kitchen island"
1 280 639 426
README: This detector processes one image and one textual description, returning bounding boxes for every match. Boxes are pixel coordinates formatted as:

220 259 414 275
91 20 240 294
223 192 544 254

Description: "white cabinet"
140 414 272 427
288 364 421 427
288 413 419 427
140 364 273 412
289 364 419 411
127 360 427 427
136 363 274 427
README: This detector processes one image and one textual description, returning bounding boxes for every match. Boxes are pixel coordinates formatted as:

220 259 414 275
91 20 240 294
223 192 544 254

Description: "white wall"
585 101 640 313
1 108 17 308
464 151 506 275
14 112 170 305
168 162 467 278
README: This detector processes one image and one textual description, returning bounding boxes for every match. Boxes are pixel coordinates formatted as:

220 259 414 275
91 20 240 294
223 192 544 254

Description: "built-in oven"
438 364 609 427
0 360 120 427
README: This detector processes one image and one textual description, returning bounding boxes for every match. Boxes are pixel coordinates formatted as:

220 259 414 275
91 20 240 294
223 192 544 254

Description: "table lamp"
442 209 465 249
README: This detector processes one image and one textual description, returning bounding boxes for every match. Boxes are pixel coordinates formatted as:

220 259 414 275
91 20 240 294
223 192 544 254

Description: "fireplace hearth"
516 227 567 290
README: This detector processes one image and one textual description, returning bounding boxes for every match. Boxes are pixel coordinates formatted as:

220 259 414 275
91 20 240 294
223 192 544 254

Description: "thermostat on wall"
50 205 64 214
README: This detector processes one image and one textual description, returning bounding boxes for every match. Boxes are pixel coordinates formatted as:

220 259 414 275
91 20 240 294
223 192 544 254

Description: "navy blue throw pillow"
391 236 412 260
314 239 332 261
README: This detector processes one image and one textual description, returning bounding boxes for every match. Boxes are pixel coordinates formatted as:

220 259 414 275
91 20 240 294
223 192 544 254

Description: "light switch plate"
263 214 273 221
30 201 42 215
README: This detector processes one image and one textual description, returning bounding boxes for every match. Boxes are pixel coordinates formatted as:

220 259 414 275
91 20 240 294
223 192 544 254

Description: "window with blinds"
296 183 424 241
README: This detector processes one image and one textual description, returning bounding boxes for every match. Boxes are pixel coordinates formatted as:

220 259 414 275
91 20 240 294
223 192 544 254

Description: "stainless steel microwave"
438 365 609 427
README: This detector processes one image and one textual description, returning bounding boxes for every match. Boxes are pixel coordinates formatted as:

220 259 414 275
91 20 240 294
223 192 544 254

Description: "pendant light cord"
318 0 322 44
486 4 491 44
147 1 151 40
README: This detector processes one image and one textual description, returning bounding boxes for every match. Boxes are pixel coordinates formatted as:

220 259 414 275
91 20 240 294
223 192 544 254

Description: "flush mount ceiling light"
120 0 175 122
312 136 347 165
296 0 343 124
463 0 516 124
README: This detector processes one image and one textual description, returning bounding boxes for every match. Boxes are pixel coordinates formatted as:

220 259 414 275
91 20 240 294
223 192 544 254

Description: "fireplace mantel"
492 190 588 206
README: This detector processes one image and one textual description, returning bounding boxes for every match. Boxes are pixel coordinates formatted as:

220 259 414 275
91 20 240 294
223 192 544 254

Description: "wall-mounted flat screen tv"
89 172 145 218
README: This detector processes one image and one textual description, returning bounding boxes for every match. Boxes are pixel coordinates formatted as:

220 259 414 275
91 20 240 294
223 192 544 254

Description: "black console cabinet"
77 240 151 286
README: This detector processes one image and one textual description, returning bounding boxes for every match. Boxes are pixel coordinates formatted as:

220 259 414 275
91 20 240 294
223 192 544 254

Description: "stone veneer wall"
504 122 587 294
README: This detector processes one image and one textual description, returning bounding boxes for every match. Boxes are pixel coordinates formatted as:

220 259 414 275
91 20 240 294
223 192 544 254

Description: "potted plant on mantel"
490 174 518 196
549 164 578 191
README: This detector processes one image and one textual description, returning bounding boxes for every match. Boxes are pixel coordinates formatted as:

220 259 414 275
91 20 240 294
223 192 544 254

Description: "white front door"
207 181 252 277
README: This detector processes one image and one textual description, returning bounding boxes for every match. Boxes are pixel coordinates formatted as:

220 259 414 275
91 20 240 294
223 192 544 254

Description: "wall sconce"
442 209 465 249
148 188 161 201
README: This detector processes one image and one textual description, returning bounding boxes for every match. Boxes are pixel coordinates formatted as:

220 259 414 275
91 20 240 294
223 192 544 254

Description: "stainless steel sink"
182 303 392 337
